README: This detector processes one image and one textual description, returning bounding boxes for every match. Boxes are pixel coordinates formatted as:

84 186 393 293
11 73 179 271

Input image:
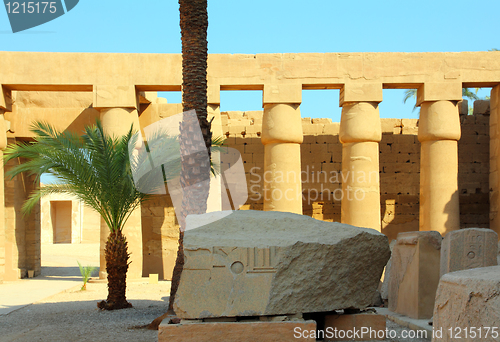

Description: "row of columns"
0 81 483 282
261 82 463 237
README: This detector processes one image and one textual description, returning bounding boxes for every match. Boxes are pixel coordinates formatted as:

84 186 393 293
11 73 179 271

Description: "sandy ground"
0 243 431 342
0 281 170 342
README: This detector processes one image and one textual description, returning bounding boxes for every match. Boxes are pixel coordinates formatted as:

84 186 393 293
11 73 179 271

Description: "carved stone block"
440 228 498 278
174 210 390 319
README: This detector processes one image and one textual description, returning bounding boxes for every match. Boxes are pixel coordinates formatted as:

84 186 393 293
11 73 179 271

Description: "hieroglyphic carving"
440 228 498 277
185 246 280 274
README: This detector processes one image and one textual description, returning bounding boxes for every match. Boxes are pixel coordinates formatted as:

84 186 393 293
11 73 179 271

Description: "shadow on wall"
379 132 420 242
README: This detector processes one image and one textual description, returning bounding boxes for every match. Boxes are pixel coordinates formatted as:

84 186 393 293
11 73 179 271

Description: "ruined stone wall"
221 100 490 241
459 100 490 228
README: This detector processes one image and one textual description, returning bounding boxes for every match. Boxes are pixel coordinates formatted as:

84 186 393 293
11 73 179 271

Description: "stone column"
339 83 383 230
93 85 143 279
417 83 462 236
0 86 11 283
261 84 303 214
490 85 500 236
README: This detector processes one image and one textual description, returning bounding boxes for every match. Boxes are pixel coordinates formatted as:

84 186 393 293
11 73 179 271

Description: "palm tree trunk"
167 0 210 314
97 230 132 310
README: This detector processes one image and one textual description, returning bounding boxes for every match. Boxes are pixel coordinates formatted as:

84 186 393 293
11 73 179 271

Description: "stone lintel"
263 83 302 105
93 85 137 110
0 86 12 112
207 82 220 105
158 320 317 342
339 82 383 107
157 103 183 118
416 82 462 106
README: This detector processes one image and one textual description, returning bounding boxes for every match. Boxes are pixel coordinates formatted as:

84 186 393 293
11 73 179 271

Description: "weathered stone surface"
158 320 317 342
380 240 397 302
388 231 442 319
440 228 498 278
498 241 500 265
174 210 390 319
432 266 500 342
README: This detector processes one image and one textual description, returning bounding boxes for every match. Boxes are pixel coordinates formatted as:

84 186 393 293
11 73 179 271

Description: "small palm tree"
4 120 152 310
77 261 97 291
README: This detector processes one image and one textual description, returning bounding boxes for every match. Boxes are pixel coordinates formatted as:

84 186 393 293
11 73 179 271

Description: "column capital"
0 85 12 113
261 103 303 145
339 102 381 144
93 85 137 110
418 100 460 142
416 82 462 107
339 82 383 107
263 83 302 105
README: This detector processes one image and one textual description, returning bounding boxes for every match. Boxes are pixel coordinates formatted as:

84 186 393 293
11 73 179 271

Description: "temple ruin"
0 51 499 282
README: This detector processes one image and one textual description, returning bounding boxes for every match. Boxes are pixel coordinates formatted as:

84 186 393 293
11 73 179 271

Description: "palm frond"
4 119 151 233
462 88 480 102
402 89 419 112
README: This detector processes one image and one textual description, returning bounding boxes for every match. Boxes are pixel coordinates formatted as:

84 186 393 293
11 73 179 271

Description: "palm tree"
3 120 152 310
167 0 211 315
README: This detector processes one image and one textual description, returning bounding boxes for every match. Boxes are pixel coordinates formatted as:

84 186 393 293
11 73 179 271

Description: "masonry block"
388 231 442 319
93 85 136 109
159 320 317 342
440 228 498 277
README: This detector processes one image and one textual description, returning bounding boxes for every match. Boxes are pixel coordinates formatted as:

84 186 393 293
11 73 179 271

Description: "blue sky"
1 0 498 122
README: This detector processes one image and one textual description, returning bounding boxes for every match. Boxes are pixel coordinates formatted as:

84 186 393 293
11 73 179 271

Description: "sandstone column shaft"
261 103 303 214
0 111 5 283
418 100 461 236
339 102 382 230
98 106 143 279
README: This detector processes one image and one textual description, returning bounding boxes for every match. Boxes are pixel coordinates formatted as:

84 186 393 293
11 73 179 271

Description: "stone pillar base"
158 320 317 342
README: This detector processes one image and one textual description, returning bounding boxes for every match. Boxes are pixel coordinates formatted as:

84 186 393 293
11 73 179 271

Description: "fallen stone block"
498 241 500 265
174 210 390 318
388 231 442 319
440 228 498 278
324 313 386 341
158 320 317 342
432 266 500 342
